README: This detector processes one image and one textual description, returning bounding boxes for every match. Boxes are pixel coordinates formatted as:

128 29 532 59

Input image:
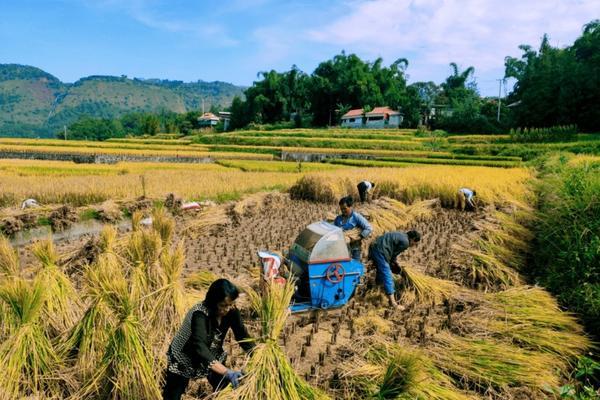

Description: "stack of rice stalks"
352 198 436 240
0 234 19 277
0 277 69 399
32 239 80 335
183 203 230 238
427 332 561 394
185 269 219 290
0 235 19 341
456 286 590 363
398 264 466 306
451 211 530 289
76 255 162 399
60 227 119 381
0 208 190 399
341 339 475 400
289 175 338 203
353 310 393 336
216 279 329 400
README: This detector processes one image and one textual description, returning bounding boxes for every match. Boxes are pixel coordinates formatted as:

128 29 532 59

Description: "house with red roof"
340 106 403 129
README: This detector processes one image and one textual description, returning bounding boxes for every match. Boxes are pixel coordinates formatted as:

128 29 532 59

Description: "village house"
340 106 403 128
197 112 220 128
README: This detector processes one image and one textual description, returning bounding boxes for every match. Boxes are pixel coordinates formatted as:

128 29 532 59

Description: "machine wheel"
325 263 346 283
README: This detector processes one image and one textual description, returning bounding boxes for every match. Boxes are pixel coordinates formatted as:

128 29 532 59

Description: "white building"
198 112 220 127
340 106 403 128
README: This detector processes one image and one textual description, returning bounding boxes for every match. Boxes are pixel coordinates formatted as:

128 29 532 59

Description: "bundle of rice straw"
183 205 230 238
458 286 590 362
341 340 475 400
59 228 119 381
399 264 464 305
185 269 219 290
216 279 330 400
0 277 66 398
148 242 187 349
32 239 79 335
77 256 161 399
0 234 19 276
151 207 175 244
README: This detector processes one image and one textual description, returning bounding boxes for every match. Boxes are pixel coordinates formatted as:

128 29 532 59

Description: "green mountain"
0 64 244 137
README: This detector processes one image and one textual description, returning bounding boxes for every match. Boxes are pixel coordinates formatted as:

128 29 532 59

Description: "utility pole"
496 79 503 122
63 125 67 140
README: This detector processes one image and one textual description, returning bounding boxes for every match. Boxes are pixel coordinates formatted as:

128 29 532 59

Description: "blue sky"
0 0 597 96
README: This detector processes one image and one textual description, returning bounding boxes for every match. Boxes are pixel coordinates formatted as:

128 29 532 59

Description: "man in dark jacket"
369 230 421 309
163 279 254 400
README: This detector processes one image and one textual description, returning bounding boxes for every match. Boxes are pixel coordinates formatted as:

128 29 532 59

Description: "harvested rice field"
0 171 592 399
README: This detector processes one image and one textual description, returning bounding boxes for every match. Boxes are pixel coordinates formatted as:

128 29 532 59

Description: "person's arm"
354 213 372 238
229 309 255 353
333 215 343 227
190 311 228 375
467 193 476 208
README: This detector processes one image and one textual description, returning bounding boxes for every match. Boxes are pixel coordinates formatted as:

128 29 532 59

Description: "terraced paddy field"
0 184 591 399
0 129 598 399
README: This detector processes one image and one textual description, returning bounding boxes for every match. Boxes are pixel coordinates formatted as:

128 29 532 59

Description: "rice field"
0 158 533 208
0 128 597 399
0 188 590 399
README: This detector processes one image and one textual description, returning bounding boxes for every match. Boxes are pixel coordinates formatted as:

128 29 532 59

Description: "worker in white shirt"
457 188 477 211
21 199 39 209
357 181 375 203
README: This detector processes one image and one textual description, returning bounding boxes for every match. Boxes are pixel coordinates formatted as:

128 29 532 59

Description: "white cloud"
308 0 597 77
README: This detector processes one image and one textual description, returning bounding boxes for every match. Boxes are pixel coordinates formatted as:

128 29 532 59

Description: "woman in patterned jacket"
162 279 254 400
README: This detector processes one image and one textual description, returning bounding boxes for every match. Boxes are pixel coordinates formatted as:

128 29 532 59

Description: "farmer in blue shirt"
369 230 421 310
334 196 372 260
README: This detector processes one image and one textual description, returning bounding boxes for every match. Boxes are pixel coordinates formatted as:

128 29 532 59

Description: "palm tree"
442 62 475 92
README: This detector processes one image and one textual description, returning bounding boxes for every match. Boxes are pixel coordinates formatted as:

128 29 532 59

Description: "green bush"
533 155 600 337
510 125 578 142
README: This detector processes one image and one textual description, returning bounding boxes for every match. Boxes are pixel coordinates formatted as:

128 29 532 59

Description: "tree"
141 114 160 135
66 117 124 141
504 20 600 131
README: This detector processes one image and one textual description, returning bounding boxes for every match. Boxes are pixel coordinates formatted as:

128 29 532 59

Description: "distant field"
0 157 532 208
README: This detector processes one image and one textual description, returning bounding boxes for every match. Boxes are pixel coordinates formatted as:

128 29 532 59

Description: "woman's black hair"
407 230 421 242
204 279 239 314
472 190 477 196
339 195 354 207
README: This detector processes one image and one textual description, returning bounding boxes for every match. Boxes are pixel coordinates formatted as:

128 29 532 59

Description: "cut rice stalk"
32 239 79 335
59 256 117 381
148 242 187 356
151 207 175 244
342 341 476 400
216 280 330 400
428 332 561 392
185 270 219 290
183 205 230 238
0 234 19 276
0 277 66 398
462 286 591 361
77 258 161 399
399 264 463 305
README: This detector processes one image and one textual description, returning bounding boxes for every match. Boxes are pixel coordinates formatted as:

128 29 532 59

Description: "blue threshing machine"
286 221 365 312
